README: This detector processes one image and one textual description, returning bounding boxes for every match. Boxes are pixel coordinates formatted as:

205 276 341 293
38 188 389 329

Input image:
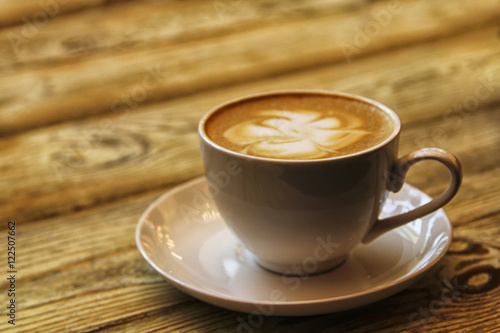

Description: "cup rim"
199 90 401 163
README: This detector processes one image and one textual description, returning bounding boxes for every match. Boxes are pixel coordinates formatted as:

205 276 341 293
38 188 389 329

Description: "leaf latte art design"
222 110 368 159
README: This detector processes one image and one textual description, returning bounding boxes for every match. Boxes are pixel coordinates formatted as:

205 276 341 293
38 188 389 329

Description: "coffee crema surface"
205 94 394 159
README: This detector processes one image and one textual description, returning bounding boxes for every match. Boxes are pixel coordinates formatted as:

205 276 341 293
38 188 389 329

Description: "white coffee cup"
199 90 462 275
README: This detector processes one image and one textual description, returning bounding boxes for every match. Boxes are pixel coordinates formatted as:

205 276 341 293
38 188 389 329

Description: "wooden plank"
0 0 361 65
1 27 499 224
0 0 127 27
4 0 498 69
1 0 499 134
0 0 359 29
6 188 163 279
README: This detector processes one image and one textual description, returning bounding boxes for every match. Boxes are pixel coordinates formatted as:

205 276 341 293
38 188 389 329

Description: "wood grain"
1 0 499 332
0 0 128 27
1 0 499 134
0 0 363 64
5 0 499 68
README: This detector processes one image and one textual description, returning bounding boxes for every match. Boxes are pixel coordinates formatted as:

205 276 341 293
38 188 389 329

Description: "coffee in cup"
205 94 394 160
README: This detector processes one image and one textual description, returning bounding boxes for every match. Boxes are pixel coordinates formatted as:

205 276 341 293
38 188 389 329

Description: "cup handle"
362 148 462 243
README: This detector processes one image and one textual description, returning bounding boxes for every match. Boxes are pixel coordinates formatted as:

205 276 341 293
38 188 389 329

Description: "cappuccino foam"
205 94 394 159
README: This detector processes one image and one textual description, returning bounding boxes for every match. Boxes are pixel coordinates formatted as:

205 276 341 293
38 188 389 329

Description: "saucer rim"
136 176 452 311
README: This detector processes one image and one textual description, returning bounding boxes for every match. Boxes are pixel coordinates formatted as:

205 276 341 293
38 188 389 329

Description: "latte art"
205 93 395 160
223 110 368 159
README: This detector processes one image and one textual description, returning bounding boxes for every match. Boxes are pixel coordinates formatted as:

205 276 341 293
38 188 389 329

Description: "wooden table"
1 0 499 332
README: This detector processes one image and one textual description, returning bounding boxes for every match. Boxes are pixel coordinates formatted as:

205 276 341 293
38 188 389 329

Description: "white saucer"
136 176 452 316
